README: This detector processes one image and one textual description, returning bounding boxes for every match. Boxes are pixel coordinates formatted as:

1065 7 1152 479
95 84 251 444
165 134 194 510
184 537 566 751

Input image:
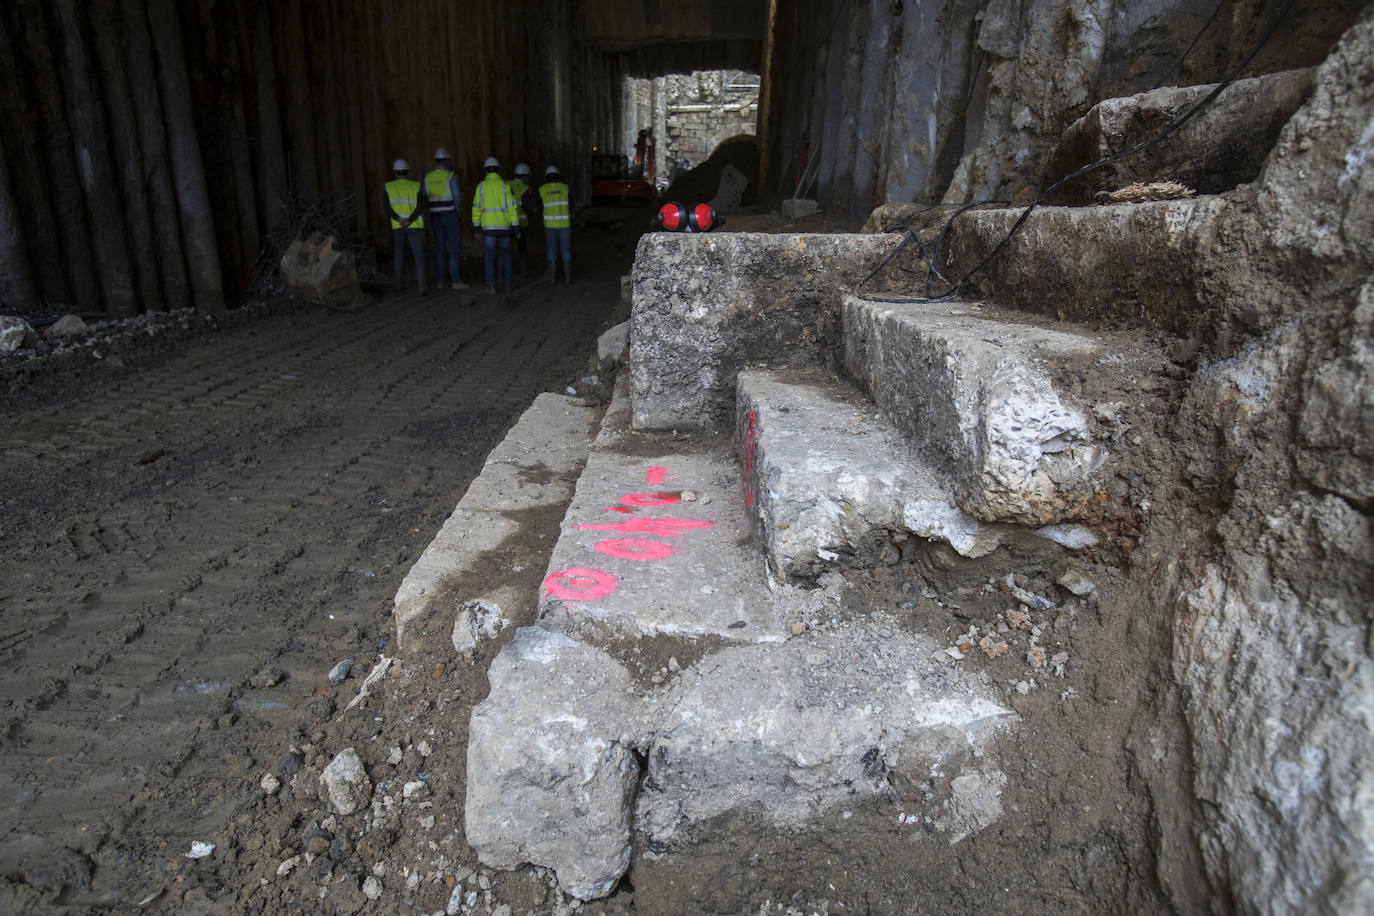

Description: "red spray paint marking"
646 466 668 485
621 492 680 507
543 567 620 601
743 410 759 509
580 517 713 536
605 506 634 514
595 538 674 560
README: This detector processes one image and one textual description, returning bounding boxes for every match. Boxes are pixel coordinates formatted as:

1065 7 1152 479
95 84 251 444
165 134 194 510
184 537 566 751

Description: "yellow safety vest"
386 178 423 229
539 182 570 228
424 169 457 213
507 179 529 226
471 174 518 230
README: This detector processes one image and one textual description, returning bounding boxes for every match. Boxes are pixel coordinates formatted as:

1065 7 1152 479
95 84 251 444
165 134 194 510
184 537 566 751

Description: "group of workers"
384 149 573 296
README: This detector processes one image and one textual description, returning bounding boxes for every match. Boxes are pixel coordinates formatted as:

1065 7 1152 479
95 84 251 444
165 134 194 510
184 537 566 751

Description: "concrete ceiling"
579 0 768 52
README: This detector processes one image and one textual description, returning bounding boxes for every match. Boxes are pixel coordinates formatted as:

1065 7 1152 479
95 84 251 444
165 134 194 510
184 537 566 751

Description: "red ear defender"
656 202 686 231
688 203 719 232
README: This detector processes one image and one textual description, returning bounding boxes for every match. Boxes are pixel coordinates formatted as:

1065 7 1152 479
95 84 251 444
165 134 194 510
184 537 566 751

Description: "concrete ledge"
943 196 1239 338
843 297 1107 526
628 232 904 433
392 393 599 651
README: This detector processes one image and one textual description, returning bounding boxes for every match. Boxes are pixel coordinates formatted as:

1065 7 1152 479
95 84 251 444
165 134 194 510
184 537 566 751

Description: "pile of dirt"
661 135 760 209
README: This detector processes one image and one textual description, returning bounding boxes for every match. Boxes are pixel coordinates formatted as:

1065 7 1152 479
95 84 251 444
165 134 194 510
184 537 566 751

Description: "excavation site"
0 1 1370 914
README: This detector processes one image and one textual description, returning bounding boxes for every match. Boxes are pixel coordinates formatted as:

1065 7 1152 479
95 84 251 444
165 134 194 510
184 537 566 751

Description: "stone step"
392 392 600 652
464 378 1019 900
737 368 1088 583
939 194 1232 340
842 295 1110 527
628 232 917 434
1043 68 1314 206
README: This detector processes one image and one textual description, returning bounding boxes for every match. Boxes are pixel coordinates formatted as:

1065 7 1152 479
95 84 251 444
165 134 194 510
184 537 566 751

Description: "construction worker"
540 165 572 284
508 163 536 278
385 159 425 293
424 147 467 290
471 157 520 294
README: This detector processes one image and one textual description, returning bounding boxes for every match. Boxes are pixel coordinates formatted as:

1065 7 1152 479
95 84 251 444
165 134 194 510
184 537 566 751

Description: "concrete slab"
843 296 1108 526
628 232 907 433
393 393 599 651
537 445 787 643
637 623 1016 852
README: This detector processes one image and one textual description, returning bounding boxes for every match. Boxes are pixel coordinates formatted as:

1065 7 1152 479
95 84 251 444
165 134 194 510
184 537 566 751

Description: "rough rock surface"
319 748 371 816
736 369 1078 578
628 232 907 432
636 626 1016 852
842 296 1106 526
465 628 646 900
0 316 37 353
1045 68 1316 205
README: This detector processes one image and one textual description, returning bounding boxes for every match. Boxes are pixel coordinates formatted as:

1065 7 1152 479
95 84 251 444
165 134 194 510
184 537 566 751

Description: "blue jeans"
430 210 462 286
545 227 571 272
392 228 424 289
482 232 512 287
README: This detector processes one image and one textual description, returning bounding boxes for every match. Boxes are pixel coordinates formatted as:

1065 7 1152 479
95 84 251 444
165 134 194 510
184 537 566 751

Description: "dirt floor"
0 208 1191 915
0 217 640 913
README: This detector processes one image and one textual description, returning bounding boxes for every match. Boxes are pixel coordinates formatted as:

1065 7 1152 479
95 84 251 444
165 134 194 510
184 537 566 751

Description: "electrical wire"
855 0 1298 306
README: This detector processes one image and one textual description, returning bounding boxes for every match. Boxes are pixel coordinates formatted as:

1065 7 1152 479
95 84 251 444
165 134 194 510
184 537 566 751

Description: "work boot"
563 264 573 284
451 281 469 290
484 284 496 295
544 265 555 284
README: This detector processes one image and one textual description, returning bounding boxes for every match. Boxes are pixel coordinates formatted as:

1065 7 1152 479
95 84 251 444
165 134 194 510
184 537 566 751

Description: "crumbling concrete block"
736 369 1084 580
281 232 364 308
629 232 904 433
636 626 1016 852
465 628 647 900
843 296 1107 526
0 316 38 352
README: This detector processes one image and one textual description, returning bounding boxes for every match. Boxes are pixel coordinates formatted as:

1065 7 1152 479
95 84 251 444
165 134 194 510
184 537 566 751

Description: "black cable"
855 0 1298 306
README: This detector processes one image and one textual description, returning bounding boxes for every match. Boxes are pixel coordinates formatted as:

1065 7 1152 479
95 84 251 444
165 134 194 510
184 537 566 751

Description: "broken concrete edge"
392 392 600 653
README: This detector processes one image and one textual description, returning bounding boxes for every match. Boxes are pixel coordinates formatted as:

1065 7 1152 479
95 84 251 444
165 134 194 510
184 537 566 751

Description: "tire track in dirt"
0 277 622 902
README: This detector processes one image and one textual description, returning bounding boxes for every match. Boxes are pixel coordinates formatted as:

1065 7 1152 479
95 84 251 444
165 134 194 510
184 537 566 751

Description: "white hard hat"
544 165 559 176
434 147 450 159
483 156 500 169
514 162 531 176
392 158 408 171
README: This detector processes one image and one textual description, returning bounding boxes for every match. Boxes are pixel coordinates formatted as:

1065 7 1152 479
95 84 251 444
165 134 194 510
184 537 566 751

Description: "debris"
280 232 364 308
260 773 281 795
1057 569 1097 596
978 637 1010 659
184 841 215 859
1099 180 1196 204
277 855 301 877
1000 574 1057 611
1026 645 1048 668
328 659 353 684
344 656 393 711
363 876 383 900
248 667 284 689
48 314 89 337
319 747 372 815
0 316 38 353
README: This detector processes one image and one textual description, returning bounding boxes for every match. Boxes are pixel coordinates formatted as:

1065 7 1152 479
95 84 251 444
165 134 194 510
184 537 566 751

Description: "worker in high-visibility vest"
539 165 572 284
508 163 535 278
385 158 426 293
471 157 520 295
424 147 467 290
